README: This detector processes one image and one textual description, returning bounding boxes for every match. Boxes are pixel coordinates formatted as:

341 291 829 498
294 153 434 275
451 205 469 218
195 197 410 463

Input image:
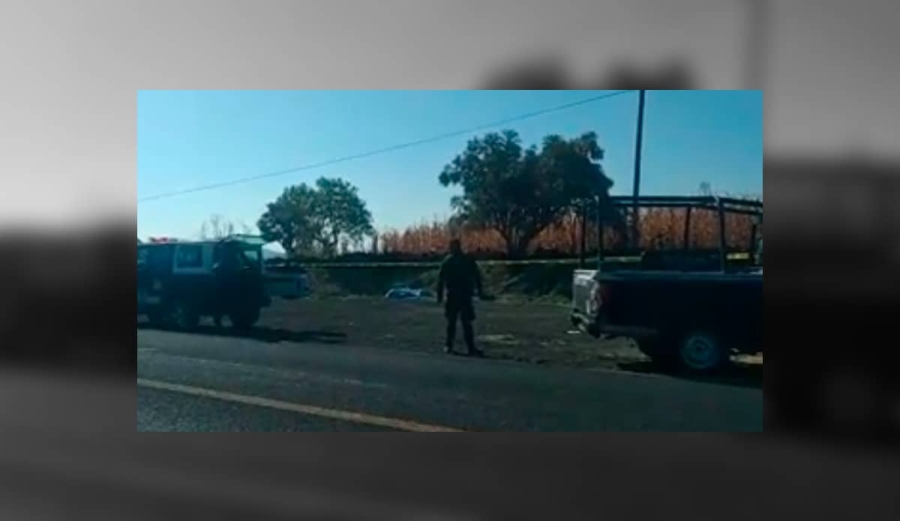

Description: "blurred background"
2 0 899 518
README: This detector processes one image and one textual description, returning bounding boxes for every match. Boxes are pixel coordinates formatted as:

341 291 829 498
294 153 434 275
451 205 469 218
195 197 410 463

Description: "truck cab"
137 235 271 331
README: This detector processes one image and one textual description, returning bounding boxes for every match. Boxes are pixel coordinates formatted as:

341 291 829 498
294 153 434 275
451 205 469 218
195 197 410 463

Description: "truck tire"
677 331 728 374
166 300 199 331
229 307 260 332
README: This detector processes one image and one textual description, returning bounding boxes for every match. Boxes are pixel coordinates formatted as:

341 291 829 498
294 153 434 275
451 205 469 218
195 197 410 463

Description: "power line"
138 90 636 203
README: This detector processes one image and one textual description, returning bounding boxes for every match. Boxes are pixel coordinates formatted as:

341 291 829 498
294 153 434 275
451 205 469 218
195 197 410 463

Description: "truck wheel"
229 308 260 331
164 301 199 331
677 331 728 373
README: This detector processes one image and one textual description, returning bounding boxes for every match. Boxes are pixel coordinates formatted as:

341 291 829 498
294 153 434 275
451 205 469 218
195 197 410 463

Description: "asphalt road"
4 364 898 520
137 329 762 431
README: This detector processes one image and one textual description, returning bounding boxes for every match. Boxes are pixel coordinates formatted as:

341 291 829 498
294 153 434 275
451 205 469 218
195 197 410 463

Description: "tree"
199 214 233 239
439 129 615 257
200 214 239 240
198 214 251 240
257 184 321 256
540 131 622 260
309 178 374 257
257 177 374 258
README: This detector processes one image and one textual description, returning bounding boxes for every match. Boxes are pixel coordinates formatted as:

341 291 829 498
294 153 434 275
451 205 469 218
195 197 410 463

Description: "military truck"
137 235 271 331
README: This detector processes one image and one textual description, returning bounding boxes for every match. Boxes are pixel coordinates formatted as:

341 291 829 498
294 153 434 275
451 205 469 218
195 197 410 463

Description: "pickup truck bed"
571 267 763 372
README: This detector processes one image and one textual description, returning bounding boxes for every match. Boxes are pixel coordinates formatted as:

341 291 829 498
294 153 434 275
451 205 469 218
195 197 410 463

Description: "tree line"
253 129 622 259
195 128 757 260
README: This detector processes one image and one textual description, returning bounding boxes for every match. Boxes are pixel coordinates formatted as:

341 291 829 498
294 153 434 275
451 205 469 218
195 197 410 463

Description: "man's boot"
462 321 482 357
445 317 456 354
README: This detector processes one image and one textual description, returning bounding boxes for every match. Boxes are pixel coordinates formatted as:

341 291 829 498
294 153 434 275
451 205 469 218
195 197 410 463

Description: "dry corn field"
378 208 759 256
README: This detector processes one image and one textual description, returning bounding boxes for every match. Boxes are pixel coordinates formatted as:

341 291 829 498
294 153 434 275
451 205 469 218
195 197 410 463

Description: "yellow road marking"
137 378 462 432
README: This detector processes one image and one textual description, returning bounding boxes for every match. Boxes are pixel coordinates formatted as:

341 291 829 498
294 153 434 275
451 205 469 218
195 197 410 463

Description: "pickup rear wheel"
678 332 728 373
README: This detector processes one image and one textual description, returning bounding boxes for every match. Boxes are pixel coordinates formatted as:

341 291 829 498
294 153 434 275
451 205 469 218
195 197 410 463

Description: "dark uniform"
211 243 241 327
437 251 484 355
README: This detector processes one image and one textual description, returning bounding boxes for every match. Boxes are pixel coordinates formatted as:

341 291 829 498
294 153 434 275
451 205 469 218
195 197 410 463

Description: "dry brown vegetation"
379 208 758 256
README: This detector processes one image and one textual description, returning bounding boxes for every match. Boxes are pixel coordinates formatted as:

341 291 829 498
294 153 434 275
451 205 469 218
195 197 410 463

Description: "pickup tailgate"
570 269 601 335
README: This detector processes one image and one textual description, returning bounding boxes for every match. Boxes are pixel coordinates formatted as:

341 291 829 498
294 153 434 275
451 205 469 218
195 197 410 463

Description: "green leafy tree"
258 184 321 256
439 129 615 257
257 178 374 258
310 178 375 256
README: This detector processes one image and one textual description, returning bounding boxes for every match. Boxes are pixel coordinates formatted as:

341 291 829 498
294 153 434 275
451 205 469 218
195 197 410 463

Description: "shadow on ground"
616 360 763 389
137 322 347 345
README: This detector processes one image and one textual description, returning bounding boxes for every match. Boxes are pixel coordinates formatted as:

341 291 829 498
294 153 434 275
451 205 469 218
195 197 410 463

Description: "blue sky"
137 90 762 240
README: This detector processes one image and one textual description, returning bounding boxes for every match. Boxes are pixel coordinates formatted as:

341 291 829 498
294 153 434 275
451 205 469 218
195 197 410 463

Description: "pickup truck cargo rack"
595 195 762 273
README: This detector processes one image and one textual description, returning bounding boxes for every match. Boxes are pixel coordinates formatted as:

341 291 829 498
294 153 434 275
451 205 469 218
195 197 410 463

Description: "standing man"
437 239 485 356
211 242 239 328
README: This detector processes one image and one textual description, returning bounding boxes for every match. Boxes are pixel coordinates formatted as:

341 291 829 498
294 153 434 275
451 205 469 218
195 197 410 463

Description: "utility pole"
578 200 587 267
631 89 646 250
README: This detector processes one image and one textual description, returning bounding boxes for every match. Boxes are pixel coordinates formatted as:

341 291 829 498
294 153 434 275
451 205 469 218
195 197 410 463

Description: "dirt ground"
241 297 762 387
